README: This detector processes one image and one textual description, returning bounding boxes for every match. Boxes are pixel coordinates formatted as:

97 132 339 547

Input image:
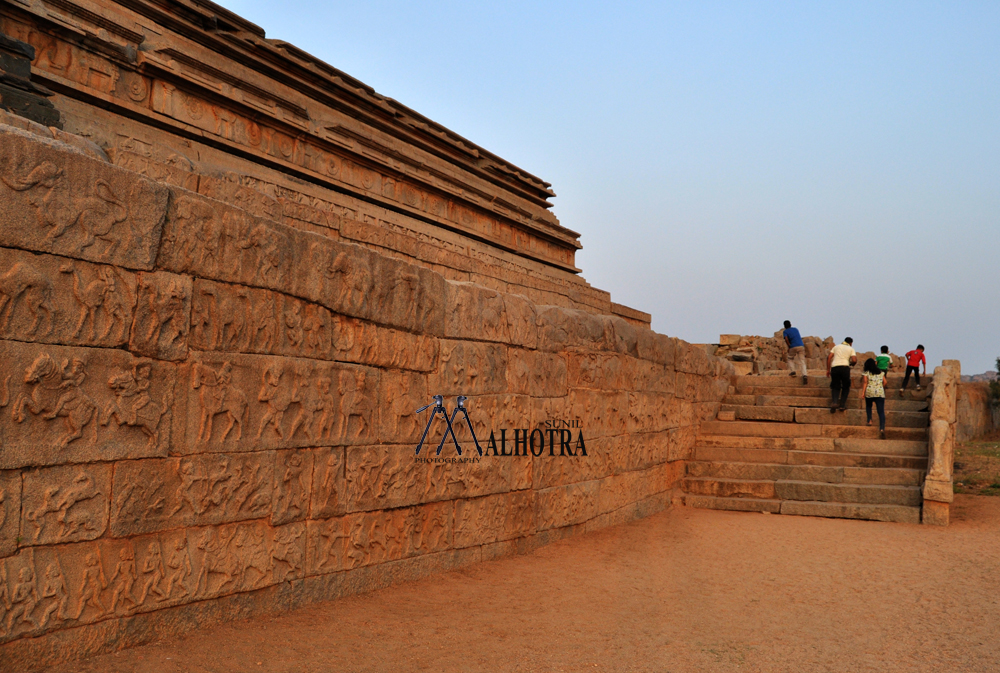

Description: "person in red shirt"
901 345 926 392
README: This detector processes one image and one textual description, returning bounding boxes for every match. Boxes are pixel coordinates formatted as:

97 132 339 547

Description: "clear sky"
218 0 1000 374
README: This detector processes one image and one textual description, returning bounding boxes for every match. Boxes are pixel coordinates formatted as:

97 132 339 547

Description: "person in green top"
876 346 892 377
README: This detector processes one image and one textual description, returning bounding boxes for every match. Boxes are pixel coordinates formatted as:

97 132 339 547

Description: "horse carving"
191 362 248 443
101 364 170 449
11 353 96 448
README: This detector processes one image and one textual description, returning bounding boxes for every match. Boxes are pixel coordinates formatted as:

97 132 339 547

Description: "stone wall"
0 120 731 667
956 382 997 442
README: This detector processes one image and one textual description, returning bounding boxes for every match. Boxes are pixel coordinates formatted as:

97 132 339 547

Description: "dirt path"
44 495 1000 673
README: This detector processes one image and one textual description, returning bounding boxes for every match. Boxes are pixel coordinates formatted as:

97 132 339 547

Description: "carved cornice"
1 0 583 272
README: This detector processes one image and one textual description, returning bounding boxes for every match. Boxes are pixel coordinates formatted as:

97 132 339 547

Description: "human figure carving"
302 309 324 354
201 457 233 513
284 303 303 348
276 453 306 520
337 370 371 441
109 548 138 613
270 526 303 577
13 354 96 448
140 278 188 351
319 520 347 569
256 365 291 440
74 551 108 619
322 248 370 313
170 197 217 270
192 361 247 443
137 541 167 604
232 463 268 513
314 376 337 441
162 537 192 600
102 362 168 448
195 529 237 597
53 471 100 539
37 563 69 627
169 459 207 517
2 161 128 254
289 373 322 441
0 261 54 335
6 567 39 632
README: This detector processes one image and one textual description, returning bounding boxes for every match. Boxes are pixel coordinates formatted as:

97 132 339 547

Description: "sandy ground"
45 495 1000 673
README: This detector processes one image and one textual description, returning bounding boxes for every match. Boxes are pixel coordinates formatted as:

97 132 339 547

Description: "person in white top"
826 337 857 412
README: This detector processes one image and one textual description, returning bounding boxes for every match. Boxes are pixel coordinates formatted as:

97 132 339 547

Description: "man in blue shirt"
783 320 807 383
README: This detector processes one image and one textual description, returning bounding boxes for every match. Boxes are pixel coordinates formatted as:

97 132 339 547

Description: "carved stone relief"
271 449 314 526
179 354 378 452
0 127 167 269
21 464 111 546
309 447 345 520
0 247 137 348
110 453 275 536
129 271 192 361
0 340 173 468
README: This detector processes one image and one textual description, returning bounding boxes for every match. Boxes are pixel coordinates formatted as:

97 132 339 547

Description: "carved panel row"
0 520 305 643
175 352 378 453
156 189 446 335
304 501 452 576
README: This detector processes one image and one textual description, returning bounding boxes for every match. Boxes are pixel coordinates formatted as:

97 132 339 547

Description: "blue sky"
218 0 1000 373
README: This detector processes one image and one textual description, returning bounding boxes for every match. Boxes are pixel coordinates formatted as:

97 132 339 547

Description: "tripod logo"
414 395 483 456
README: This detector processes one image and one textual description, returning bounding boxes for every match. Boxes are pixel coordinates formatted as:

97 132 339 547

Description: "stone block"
533 433 616 489
129 271 191 361
0 246 137 348
922 478 954 504
535 305 609 353
603 316 638 356
331 313 438 372
175 352 378 453
675 339 715 376
628 391 679 433
719 334 741 346
110 453 274 537
568 388 628 438
0 125 167 269
635 329 675 366
430 340 508 395
535 480 599 531
379 370 429 445
453 491 535 548
0 340 174 469
189 279 331 361
667 426 697 461
565 351 627 390
506 348 566 397
20 464 110 547
305 501 452 576
921 500 949 526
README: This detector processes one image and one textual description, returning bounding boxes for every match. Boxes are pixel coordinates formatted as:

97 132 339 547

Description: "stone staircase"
682 371 932 523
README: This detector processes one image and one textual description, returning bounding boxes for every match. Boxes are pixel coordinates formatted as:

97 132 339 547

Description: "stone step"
683 495 921 523
692 446 928 470
696 435 926 456
684 478 921 506
774 480 922 506
700 420 928 441
686 461 925 486
734 385 931 402
722 395 929 412
736 374 934 390
794 408 929 429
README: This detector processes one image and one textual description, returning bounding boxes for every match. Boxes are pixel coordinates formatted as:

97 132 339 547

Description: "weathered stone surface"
271 449 315 525
535 480 599 531
536 306 609 353
305 501 452 575
175 352 378 453
21 464 111 546
675 340 715 376
930 365 958 423
331 314 438 372
430 340 508 395
110 454 274 537
921 500 949 525
445 282 537 347
628 392 682 433
453 491 535 548
379 370 429 445
0 246 137 348
130 271 191 361
309 447 345 519
0 126 167 269
0 469 20 557
506 349 567 397
0 340 174 468
636 329 675 366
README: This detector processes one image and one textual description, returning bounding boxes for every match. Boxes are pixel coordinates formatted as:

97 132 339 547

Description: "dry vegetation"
954 433 1000 496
